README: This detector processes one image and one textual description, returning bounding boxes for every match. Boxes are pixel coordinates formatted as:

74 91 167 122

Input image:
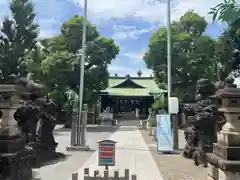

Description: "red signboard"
100 151 113 157
100 146 113 151
98 140 116 166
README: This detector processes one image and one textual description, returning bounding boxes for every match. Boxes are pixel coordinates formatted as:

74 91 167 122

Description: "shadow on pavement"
87 126 117 133
32 152 68 169
53 126 117 135
53 123 140 137
31 154 69 179
39 153 70 167
158 150 182 155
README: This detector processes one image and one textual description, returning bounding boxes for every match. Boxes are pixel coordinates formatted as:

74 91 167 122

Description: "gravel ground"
139 129 208 180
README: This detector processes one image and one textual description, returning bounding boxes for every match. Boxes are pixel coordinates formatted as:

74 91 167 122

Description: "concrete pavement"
70 126 163 180
32 125 116 180
140 129 208 180
33 124 202 180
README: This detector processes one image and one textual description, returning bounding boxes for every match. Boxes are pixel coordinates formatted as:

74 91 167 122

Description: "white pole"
167 0 171 106
77 0 88 146
166 0 178 150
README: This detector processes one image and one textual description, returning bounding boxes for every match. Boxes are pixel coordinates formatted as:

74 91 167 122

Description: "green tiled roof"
102 77 166 96
108 78 124 87
102 88 149 96
132 79 161 93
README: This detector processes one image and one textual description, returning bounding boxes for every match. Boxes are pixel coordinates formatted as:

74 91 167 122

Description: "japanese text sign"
98 140 116 166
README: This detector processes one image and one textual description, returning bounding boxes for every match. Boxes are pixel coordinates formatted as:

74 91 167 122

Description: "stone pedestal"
67 111 89 151
99 112 113 126
0 85 33 180
206 88 240 180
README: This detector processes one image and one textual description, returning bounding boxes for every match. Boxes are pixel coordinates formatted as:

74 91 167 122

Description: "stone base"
100 120 116 126
0 147 33 180
217 130 240 147
66 145 90 151
207 153 240 172
206 153 240 180
0 133 26 153
213 143 240 161
208 163 240 180
208 164 219 180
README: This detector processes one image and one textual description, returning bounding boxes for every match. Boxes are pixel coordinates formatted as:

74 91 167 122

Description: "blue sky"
1 0 227 77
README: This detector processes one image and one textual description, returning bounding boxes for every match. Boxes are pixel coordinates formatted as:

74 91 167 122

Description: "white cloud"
0 0 10 19
38 18 58 26
37 17 59 38
108 64 152 77
72 0 230 23
123 49 146 64
0 0 9 5
112 24 157 40
39 29 58 38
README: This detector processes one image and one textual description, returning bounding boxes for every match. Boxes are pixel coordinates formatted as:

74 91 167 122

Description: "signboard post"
156 114 174 153
98 140 116 170
169 97 179 150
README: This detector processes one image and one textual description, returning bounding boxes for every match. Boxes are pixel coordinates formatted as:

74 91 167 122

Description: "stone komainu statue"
13 77 60 165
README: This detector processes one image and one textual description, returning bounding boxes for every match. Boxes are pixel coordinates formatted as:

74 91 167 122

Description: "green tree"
209 0 240 76
209 0 240 26
209 1 240 49
40 51 76 90
60 14 99 53
41 15 120 106
180 10 207 36
144 11 216 101
214 32 235 78
0 0 39 81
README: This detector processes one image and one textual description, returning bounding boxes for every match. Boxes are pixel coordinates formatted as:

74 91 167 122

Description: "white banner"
156 114 173 152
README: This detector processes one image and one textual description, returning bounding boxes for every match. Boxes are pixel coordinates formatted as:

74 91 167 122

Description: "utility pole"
67 0 89 151
166 0 178 150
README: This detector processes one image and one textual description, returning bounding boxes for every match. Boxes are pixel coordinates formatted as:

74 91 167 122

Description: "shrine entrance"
100 95 154 119
99 76 166 120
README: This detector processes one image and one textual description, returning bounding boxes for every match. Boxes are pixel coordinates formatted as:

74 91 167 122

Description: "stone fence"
71 168 137 180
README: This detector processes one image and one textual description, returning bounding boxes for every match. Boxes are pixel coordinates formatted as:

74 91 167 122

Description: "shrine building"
99 76 166 117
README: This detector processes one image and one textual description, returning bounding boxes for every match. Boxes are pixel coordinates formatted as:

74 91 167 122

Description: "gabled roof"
111 77 145 88
101 76 166 97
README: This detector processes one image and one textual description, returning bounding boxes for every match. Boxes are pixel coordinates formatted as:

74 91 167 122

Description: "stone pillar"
206 87 240 180
0 85 32 180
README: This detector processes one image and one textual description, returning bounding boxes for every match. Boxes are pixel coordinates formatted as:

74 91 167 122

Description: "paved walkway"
32 125 116 180
33 123 207 180
140 129 207 180
70 126 163 180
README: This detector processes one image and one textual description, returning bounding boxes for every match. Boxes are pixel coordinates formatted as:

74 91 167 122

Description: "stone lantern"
206 87 240 180
0 84 32 180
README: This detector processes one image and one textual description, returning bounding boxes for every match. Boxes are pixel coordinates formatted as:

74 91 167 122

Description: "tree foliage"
144 11 216 101
41 15 120 105
0 2 120 112
0 0 39 81
209 0 240 27
209 0 240 76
